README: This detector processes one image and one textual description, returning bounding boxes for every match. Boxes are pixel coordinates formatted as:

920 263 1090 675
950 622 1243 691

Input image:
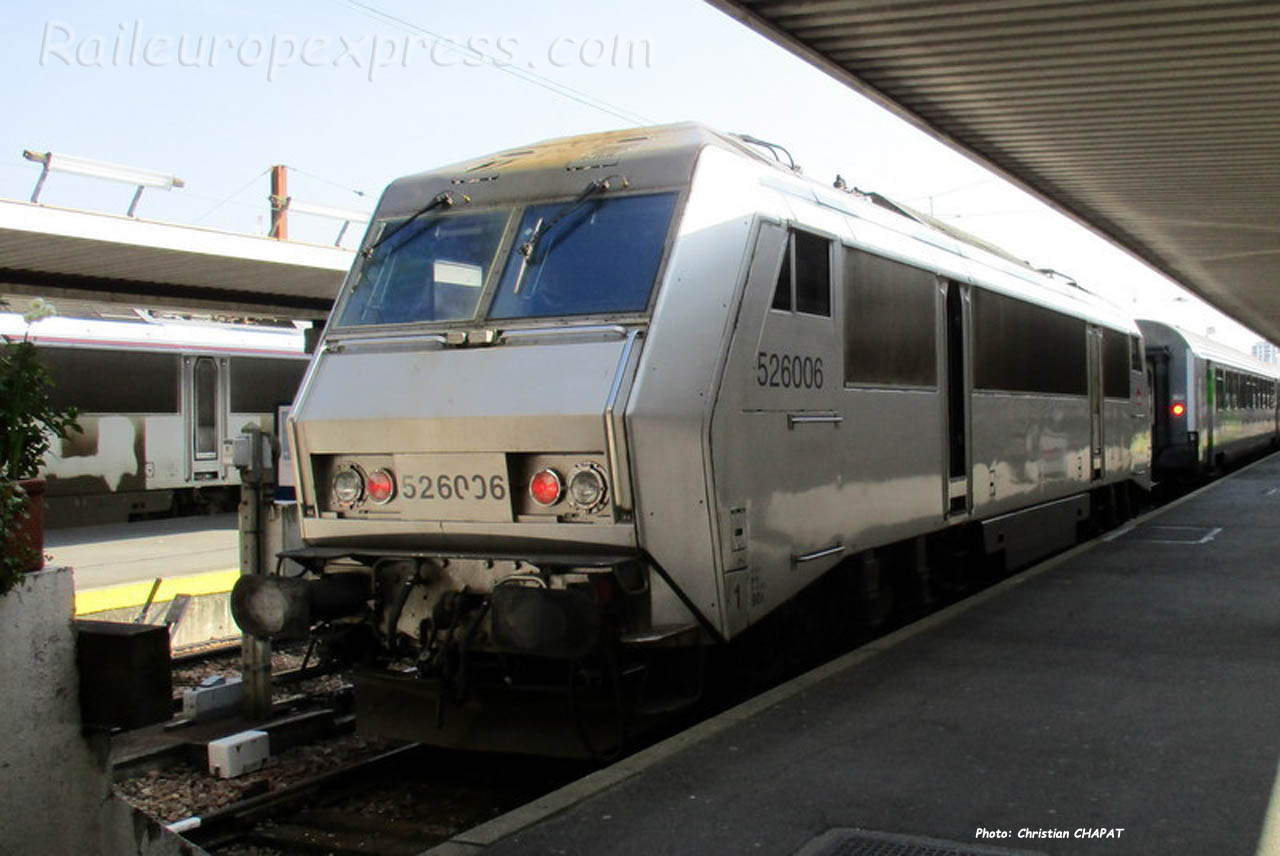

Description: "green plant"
0 332 80 482
0 482 36 594
0 300 82 594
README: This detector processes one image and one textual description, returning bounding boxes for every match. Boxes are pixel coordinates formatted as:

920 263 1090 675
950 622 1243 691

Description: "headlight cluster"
529 463 608 513
331 465 396 508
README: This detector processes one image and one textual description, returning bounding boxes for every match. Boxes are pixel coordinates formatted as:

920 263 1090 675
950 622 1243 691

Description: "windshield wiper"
519 175 628 263
513 175 628 294
363 190 470 258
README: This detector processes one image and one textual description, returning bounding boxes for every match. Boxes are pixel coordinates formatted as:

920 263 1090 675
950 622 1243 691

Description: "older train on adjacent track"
4 312 310 527
230 124 1280 755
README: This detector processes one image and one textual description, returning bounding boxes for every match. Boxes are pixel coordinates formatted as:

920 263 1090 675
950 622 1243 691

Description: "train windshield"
487 192 677 320
335 209 510 327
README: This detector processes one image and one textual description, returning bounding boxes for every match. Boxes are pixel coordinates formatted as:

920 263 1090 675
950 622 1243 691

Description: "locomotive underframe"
259 545 705 757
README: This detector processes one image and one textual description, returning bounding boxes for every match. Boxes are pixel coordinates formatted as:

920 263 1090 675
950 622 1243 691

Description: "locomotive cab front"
235 127 744 754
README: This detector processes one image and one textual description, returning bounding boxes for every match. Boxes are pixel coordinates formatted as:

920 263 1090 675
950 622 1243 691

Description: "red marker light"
367 469 395 504
1171 402 1187 417
529 468 563 507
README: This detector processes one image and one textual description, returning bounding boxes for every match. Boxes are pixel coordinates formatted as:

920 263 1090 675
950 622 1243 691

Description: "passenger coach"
1139 319 1280 478
1 312 309 526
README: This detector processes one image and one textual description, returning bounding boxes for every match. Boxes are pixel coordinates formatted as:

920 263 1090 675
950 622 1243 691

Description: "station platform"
427 454 1280 856
49 513 240 648
45 513 238 616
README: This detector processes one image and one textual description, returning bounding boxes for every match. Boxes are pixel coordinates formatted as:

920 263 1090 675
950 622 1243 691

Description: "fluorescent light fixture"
23 148 185 217
282 197 370 246
286 199 369 224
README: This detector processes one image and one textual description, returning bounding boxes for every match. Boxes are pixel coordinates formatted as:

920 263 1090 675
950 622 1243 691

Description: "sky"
0 0 1267 350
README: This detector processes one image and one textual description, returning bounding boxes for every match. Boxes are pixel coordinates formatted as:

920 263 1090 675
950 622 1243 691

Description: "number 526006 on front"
392 453 510 522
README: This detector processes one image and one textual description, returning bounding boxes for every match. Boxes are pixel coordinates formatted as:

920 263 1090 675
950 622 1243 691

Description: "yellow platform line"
75 568 240 616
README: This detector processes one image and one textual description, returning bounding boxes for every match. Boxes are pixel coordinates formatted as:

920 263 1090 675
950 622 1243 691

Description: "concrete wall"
0 567 205 855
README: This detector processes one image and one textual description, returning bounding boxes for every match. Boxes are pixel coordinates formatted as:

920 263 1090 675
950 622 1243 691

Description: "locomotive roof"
375 122 1139 335
378 123 760 217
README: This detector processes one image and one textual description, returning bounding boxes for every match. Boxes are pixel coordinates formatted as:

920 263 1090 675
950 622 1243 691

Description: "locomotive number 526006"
756 351 824 389
400 474 507 501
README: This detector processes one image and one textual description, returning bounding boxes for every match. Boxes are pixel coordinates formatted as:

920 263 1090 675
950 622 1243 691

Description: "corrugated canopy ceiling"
707 0 1280 343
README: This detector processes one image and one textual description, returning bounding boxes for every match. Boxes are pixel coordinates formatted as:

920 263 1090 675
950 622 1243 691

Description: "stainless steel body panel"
626 147 765 633
968 392 1092 515
296 339 624 455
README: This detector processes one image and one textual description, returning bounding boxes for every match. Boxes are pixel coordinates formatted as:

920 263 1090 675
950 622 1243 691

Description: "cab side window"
771 229 831 317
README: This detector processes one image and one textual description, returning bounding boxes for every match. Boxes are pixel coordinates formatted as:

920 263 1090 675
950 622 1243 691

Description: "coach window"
1215 369 1226 410
771 229 831 316
45 348 179 413
1130 336 1143 371
843 247 936 386
230 358 308 413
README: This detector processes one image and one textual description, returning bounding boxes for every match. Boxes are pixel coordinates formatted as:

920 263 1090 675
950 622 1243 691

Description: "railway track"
178 744 590 856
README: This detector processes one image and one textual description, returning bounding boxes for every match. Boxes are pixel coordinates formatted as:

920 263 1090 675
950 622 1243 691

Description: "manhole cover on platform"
794 828 1046 856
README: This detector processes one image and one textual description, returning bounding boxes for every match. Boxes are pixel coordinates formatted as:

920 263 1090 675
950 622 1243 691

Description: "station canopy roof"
0 199 350 320
708 0 1280 343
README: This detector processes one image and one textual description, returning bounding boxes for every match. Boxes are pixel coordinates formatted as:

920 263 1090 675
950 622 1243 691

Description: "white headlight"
332 467 364 505
567 464 607 512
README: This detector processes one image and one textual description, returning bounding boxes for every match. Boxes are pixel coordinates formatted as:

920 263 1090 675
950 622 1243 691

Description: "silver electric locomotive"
235 124 1153 754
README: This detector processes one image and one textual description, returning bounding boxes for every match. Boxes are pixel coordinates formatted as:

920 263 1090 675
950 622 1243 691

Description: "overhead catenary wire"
900 177 1001 202
192 165 370 230
332 0 655 127
284 165 371 200
192 167 271 224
